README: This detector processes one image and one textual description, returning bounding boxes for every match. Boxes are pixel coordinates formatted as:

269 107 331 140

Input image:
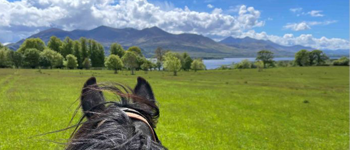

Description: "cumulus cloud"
237 30 349 50
207 4 213 8
307 10 324 17
284 20 337 31
0 0 264 42
284 22 310 31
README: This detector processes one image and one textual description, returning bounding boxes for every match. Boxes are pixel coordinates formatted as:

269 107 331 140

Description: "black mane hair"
66 77 166 150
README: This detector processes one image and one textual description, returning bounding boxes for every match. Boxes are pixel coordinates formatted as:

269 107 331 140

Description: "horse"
66 77 166 150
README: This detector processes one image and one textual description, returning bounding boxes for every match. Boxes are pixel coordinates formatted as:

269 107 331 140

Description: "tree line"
218 49 349 71
0 36 206 76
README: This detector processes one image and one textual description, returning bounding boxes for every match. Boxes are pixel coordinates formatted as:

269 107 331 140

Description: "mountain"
219 36 313 56
8 26 242 58
7 26 348 58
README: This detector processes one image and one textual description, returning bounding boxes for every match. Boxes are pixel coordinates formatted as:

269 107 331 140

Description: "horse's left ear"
134 77 155 103
81 77 106 119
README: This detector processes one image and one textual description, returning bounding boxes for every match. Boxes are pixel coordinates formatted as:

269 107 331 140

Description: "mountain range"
7 26 348 58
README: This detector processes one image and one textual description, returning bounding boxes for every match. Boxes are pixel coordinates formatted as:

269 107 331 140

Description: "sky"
0 0 349 50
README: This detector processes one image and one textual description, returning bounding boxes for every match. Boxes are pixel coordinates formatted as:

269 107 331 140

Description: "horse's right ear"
81 77 106 119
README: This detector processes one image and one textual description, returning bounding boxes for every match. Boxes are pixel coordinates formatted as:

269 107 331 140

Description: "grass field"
0 67 348 149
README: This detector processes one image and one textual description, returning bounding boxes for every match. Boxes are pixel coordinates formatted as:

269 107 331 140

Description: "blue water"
203 57 340 69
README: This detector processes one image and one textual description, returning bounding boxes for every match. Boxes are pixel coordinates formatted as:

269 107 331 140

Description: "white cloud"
207 4 213 8
290 7 302 13
0 0 347 50
284 22 310 31
307 10 324 17
284 20 337 31
237 30 349 50
0 0 264 43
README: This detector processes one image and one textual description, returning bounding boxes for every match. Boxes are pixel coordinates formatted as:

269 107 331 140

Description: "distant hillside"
7 26 349 58
220 36 349 57
8 26 242 58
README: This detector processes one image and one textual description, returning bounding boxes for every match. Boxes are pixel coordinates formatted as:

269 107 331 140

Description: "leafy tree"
333 57 349 66
127 46 143 57
11 51 24 68
163 52 182 76
47 36 62 52
80 37 89 60
234 59 251 70
60 37 74 58
105 55 123 74
191 59 205 72
122 51 138 75
82 58 91 69
156 61 162 71
182 52 193 71
65 54 78 69
23 48 40 68
141 60 152 74
154 47 165 62
73 40 82 68
309 50 328 65
256 50 274 68
0 42 3 49
18 38 45 53
110 43 125 58
39 48 63 68
90 41 105 67
254 61 264 72
0 48 10 68
295 50 310 66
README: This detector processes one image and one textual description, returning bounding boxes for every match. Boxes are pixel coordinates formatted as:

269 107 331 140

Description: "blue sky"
1 0 349 50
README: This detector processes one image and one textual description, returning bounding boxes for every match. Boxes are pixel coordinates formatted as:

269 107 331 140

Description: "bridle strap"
124 112 157 142
96 108 158 142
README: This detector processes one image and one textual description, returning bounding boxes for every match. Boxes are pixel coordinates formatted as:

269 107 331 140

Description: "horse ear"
81 77 105 119
134 77 155 103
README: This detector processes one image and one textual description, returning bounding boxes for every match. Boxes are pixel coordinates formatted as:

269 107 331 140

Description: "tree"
127 46 143 57
182 52 193 71
295 50 310 66
73 40 82 68
122 51 138 75
309 50 328 65
110 43 125 58
0 48 10 68
190 59 205 72
254 61 264 72
60 37 74 58
23 48 40 68
65 54 78 69
89 40 105 67
39 48 63 68
11 51 24 68
18 38 46 53
82 58 91 69
333 57 349 66
234 59 251 70
47 36 62 52
163 52 182 76
80 37 89 60
156 61 162 71
256 50 274 68
105 55 123 74
141 60 152 74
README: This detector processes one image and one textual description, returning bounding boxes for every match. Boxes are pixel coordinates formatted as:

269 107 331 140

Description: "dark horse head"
67 77 166 150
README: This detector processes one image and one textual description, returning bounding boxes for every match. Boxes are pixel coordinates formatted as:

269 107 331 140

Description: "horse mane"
66 82 165 150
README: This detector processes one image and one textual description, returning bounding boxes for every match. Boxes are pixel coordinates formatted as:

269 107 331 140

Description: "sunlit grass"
0 67 348 149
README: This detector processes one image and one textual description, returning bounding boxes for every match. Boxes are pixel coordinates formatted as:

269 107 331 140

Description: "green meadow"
0 67 348 149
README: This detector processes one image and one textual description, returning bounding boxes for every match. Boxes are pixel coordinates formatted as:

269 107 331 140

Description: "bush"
333 57 349 66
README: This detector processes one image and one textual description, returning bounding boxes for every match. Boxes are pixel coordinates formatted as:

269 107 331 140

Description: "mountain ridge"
7 26 348 58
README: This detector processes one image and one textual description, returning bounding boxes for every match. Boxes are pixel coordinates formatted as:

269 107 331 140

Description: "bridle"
96 107 160 143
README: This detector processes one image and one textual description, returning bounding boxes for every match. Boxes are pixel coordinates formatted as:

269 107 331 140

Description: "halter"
96 107 160 143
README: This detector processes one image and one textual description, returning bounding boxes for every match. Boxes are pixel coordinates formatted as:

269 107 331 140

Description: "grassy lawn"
0 67 348 149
